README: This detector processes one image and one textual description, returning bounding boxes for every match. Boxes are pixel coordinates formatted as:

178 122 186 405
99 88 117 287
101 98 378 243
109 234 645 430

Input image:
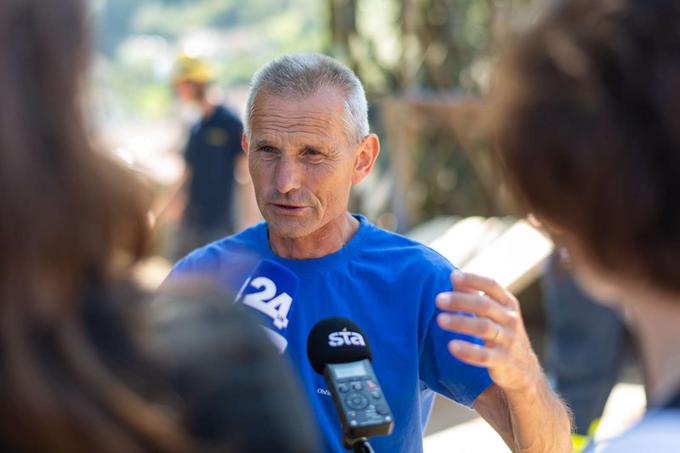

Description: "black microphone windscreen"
306 317 372 374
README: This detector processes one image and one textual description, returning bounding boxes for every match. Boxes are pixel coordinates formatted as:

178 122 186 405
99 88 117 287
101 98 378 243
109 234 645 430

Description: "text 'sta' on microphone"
307 317 393 448
235 259 298 353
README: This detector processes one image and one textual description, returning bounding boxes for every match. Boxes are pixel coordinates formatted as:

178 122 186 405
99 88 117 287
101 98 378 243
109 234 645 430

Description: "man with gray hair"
166 53 571 452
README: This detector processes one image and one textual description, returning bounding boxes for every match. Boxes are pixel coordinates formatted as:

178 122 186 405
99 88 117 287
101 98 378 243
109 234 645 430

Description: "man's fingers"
451 271 520 309
436 292 514 325
448 340 504 367
437 313 513 345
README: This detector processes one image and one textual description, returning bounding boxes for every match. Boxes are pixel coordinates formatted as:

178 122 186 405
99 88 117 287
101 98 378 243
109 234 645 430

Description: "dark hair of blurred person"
0 1 318 452
494 0 680 450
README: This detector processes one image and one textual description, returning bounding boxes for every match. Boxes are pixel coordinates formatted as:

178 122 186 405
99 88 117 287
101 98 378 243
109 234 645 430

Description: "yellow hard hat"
172 54 215 85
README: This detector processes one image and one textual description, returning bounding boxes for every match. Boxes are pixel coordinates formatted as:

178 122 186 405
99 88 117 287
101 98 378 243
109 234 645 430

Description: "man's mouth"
269 203 309 215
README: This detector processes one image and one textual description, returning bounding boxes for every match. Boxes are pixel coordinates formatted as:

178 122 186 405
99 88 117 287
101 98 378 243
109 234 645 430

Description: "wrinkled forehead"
249 88 348 146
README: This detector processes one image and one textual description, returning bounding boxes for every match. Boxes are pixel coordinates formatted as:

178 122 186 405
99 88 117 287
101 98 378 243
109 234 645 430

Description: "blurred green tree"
92 0 324 120
327 0 534 96
325 0 536 226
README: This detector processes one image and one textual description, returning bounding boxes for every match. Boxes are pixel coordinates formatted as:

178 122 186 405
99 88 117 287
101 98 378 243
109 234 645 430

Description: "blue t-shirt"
166 215 493 453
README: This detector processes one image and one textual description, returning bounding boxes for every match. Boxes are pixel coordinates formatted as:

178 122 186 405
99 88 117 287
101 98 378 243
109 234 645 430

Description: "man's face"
245 87 359 239
174 81 200 103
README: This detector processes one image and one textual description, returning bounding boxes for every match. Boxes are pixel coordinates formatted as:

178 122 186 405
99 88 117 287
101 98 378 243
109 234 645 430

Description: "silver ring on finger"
492 324 502 342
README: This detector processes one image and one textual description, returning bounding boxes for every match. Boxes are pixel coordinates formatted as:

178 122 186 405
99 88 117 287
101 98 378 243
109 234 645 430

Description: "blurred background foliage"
91 0 324 120
92 0 535 118
92 0 538 228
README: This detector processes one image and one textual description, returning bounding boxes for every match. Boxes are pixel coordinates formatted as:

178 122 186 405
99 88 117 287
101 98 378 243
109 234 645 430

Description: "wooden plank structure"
410 216 553 294
380 95 549 293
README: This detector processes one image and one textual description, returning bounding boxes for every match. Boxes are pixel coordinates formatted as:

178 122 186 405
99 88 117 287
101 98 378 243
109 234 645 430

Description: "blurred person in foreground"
542 249 628 452
166 53 573 453
168 55 245 259
494 0 680 450
0 0 317 451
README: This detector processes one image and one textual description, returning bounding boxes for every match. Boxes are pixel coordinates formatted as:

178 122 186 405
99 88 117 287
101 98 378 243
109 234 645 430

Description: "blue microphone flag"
235 259 299 353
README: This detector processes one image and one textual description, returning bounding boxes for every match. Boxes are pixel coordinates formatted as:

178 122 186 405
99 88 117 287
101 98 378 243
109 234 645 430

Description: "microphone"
307 318 393 451
234 259 298 353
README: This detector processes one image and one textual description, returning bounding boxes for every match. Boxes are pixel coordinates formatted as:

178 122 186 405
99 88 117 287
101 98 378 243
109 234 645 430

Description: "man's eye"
256 146 279 161
304 148 324 161
258 146 279 158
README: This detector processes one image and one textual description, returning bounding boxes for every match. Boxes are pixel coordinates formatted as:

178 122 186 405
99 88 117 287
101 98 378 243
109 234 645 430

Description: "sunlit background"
88 0 535 235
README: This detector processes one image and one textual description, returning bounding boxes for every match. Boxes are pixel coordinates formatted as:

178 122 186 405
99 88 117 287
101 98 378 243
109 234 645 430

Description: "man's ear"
241 132 250 155
352 134 380 185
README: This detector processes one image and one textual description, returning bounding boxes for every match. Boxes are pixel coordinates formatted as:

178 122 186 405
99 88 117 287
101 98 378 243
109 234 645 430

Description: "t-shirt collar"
258 214 371 273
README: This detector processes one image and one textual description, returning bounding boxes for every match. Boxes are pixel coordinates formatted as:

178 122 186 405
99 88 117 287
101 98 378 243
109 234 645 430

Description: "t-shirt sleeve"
161 242 261 297
418 262 493 407
165 255 194 281
161 247 221 291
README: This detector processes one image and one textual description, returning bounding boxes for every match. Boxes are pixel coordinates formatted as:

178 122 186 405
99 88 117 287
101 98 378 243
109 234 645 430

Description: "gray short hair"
245 53 369 145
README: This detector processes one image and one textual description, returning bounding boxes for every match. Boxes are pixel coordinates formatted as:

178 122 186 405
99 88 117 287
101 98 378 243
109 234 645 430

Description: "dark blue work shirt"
184 105 243 230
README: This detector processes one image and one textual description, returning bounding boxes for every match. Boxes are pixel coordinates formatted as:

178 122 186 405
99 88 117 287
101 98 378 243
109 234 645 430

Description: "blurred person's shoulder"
585 410 680 453
146 280 321 452
80 271 320 451
81 279 153 376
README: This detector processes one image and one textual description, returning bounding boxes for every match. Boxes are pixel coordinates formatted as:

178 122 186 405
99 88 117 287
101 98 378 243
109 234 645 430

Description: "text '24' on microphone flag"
235 259 299 353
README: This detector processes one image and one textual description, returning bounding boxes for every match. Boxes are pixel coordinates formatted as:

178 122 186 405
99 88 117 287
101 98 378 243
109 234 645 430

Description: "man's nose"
274 156 303 194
